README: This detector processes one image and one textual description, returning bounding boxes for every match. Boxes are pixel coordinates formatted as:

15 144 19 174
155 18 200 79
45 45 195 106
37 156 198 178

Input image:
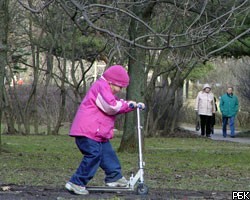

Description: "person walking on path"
219 87 239 138
65 65 145 195
195 84 216 137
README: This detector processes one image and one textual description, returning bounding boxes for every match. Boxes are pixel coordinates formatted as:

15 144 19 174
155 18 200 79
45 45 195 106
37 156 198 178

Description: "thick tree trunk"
119 2 156 152
0 0 9 151
3 87 18 134
119 48 146 152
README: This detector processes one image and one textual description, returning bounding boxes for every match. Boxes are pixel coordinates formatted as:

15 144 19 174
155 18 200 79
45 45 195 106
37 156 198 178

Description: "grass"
237 130 250 137
1 134 250 192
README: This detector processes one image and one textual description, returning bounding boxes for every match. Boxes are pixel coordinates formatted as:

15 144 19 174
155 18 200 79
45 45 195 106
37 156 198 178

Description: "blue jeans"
70 137 123 186
222 116 235 137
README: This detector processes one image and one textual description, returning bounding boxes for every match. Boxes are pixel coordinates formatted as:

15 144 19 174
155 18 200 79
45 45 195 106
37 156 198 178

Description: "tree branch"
17 0 54 13
207 27 250 57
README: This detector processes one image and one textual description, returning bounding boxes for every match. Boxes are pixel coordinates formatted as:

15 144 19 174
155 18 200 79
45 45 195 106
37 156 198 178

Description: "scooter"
87 104 149 195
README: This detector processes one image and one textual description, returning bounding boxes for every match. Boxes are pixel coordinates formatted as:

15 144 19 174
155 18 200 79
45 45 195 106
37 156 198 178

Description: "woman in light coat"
195 84 216 137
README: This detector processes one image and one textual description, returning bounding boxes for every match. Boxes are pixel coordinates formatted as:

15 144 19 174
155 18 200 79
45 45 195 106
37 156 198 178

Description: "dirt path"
0 184 233 200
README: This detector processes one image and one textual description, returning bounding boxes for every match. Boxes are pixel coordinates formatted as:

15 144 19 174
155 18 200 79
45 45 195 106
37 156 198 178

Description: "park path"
182 125 250 145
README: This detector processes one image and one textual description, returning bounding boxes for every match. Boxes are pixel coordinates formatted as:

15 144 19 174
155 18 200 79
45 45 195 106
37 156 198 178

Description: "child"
65 65 144 195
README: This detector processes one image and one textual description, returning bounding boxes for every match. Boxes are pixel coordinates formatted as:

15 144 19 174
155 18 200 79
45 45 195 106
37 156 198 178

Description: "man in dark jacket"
219 87 239 138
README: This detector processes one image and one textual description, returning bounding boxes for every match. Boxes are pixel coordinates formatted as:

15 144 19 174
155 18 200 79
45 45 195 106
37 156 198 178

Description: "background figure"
210 97 218 134
195 84 216 137
219 87 239 138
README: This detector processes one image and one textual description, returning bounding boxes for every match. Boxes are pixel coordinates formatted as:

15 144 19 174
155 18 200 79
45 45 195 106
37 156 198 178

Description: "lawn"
1 134 250 192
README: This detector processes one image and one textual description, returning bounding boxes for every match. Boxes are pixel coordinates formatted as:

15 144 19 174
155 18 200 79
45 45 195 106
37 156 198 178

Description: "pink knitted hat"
103 65 130 87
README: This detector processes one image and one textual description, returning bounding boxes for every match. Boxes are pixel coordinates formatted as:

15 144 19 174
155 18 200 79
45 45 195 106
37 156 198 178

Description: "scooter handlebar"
129 103 145 110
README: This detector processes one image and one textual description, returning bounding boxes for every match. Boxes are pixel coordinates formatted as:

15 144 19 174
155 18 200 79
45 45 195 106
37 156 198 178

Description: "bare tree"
1 0 107 135
57 0 250 140
16 0 250 149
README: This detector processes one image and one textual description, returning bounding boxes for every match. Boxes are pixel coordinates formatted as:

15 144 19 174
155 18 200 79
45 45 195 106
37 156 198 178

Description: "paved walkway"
182 125 250 145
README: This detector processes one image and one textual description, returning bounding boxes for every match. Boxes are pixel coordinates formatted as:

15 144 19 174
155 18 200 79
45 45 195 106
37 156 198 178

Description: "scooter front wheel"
136 183 149 195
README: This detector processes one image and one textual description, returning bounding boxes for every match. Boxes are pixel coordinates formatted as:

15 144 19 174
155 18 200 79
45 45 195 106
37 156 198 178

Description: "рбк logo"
232 191 250 200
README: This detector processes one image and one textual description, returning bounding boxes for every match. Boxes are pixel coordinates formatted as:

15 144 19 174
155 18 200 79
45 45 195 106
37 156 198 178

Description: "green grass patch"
237 130 250 138
1 135 250 192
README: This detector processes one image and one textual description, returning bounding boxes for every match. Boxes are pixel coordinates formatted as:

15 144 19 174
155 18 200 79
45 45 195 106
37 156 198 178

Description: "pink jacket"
195 91 215 116
69 77 134 142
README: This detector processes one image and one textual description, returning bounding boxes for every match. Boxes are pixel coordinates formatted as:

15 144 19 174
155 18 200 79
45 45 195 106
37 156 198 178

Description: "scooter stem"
137 106 144 183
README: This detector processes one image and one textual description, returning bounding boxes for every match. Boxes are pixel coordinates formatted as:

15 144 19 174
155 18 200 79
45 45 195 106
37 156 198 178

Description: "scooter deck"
86 186 133 192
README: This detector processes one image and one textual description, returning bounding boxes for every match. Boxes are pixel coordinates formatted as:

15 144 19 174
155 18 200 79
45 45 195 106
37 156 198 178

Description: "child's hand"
128 101 137 108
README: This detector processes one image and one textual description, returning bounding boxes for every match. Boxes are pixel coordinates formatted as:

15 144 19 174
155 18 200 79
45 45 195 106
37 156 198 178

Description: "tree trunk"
52 58 67 135
163 82 184 134
33 46 40 134
119 2 156 152
43 51 53 135
185 79 189 99
144 51 165 137
23 12 42 134
119 49 146 152
0 0 9 151
146 60 196 136
3 86 18 134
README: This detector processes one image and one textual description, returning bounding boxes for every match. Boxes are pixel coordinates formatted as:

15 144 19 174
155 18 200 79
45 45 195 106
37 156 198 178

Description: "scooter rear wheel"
136 183 149 195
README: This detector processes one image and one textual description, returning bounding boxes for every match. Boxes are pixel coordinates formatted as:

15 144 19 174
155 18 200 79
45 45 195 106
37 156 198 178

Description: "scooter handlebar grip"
137 104 143 109
129 103 135 109
138 104 146 110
